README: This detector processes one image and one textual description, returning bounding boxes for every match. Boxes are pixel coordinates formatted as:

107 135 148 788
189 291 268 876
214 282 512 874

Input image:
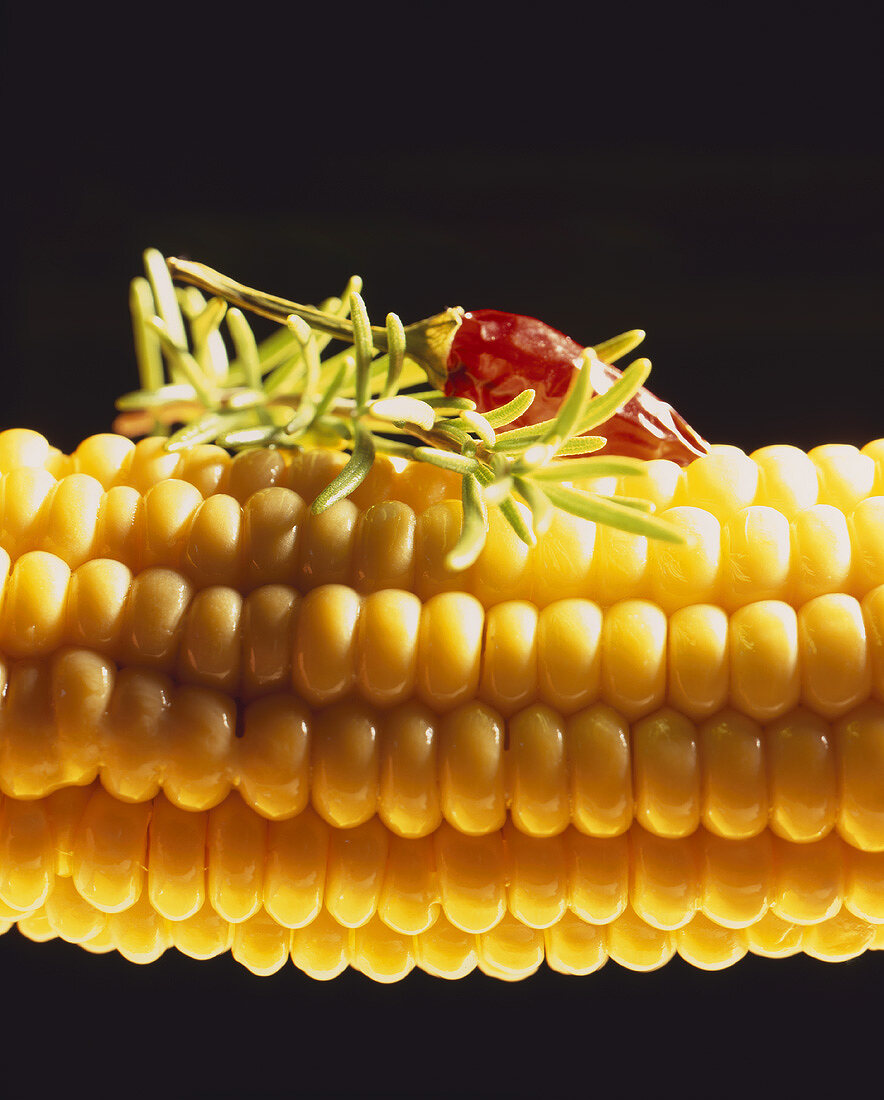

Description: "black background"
0 6 882 1098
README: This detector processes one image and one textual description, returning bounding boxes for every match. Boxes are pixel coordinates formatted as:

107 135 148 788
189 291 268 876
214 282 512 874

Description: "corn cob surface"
2 429 884 980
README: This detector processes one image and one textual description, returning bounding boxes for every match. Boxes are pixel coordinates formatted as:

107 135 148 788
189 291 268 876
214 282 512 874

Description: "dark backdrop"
1 7 882 1098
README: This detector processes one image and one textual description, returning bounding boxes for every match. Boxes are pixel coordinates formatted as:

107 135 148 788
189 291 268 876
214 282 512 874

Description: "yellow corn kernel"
844 847 884 924
311 701 378 829
850 499 884 597
470 505 534 607
94 486 143 569
290 908 350 981
356 590 421 708
227 448 287 504
700 830 773 928
262 808 328 929
802 907 875 962
438 702 505 836
771 831 843 925
325 816 388 928
108 890 171 964
836 701 884 851
504 820 568 929
809 444 876 512
601 599 668 719
479 601 539 715
0 428 52 472
720 505 792 611
173 444 230 498
378 834 439 935
677 445 759 521
0 795 54 912
791 504 852 605
147 795 208 922
567 704 632 837
667 604 729 720
352 915 416 983
415 592 484 710
629 826 700 930
648 508 721 613
751 444 818 517
767 707 837 843
544 912 608 976
207 792 267 924
699 709 767 839
478 912 545 981
605 905 675 972
377 703 442 839
125 437 182 494
0 467 56 559
632 708 700 838
743 910 803 958
72 785 150 913
184 494 242 587
72 434 135 488
0 551 70 658
565 830 629 924
507 705 569 837
171 902 233 960
16 908 57 944
531 509 595 606
44 875 107 944
537 599 602 715
236 694 310 821
353 501 416 593
232 909 291 976
434 823 506 934
141 480 203 571
414 913 478 979
799 594 871 718
728 601 800 722
676 913 747 971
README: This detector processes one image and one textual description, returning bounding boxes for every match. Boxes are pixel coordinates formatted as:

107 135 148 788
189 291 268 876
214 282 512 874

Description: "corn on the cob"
1 424 884 980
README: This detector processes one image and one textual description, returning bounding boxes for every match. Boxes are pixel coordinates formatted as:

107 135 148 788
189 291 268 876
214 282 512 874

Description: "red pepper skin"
444 310 709 465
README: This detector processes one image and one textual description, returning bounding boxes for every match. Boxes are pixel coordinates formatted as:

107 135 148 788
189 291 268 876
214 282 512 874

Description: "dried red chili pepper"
444 310 709 465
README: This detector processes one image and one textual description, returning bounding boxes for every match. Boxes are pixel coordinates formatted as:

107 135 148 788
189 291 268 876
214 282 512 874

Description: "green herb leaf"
116 382 198 410
412 447 480 476
381 313 406 399
446 473 489 571
592 329 645 364
577 358 651 433
311 422 375 513
129 277 165 395
553 435 607 457
226 307 262 393
498 496 537 547
457 409 495 447
513 476 554 536
540 483 684 541
370 395 436 431
530 455 648 481
483 389 536 428
350 291 373 411
542 349 594 446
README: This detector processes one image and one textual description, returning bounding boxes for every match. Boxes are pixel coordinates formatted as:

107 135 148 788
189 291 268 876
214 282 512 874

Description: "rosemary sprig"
114 250 686 571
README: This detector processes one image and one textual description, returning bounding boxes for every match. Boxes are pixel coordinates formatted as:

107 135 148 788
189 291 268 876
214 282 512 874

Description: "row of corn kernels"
2 470 884 611
6 884 884 981
2 651 884 844
1 553 882 715
3 786 884 932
